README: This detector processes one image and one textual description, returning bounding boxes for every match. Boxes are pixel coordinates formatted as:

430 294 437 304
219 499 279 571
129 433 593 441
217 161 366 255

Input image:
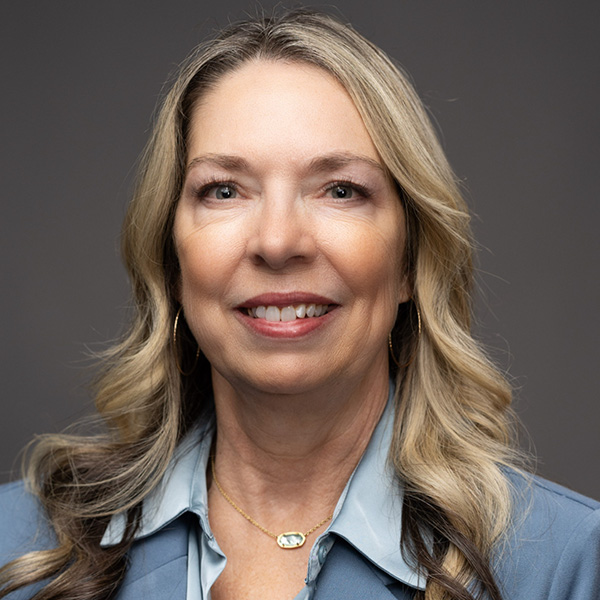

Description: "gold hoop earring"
388 303 422 369
173 306 200 376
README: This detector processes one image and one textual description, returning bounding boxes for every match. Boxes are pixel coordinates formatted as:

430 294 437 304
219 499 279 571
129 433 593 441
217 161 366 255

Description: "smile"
246 304 331 321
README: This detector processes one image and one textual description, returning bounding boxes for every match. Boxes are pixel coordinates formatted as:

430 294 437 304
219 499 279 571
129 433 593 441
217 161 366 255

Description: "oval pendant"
277 531 306 549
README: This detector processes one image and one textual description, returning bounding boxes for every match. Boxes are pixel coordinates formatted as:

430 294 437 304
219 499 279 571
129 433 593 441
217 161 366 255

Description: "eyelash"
191 178 238 200
323 180 371 201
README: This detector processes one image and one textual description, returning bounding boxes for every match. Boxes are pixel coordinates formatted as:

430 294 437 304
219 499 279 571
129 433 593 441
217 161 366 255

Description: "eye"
192 181 239 201
324 181 371 202
211 184 237 200
330 185 354 199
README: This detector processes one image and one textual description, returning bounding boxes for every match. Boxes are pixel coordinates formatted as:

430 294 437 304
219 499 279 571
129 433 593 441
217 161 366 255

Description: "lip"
235 292 339 339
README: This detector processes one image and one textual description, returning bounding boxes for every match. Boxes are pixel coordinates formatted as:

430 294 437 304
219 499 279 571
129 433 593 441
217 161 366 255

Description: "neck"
209 361 390 527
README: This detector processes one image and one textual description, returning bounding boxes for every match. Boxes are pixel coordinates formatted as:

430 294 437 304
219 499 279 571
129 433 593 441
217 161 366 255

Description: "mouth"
243 303 332 322
238 293 339 324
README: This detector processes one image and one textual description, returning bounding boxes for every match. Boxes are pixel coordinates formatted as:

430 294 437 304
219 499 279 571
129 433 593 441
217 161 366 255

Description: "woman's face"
174 60 409 395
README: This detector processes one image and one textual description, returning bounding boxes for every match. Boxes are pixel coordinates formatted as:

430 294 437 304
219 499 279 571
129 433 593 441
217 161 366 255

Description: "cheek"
180 246 233 299
357 235 403 302
320 216 406 303
175 221 242 311
175 232 239 354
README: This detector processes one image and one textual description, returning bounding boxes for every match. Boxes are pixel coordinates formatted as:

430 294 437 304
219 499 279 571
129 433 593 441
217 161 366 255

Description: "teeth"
265 306 281 322
248 304 330 321
280 306 296 322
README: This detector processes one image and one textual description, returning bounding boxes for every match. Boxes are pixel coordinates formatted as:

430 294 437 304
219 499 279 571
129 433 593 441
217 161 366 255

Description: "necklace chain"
210 456 333 545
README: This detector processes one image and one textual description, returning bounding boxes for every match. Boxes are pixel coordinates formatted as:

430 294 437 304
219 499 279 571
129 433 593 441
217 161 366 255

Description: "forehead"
186 60 381 165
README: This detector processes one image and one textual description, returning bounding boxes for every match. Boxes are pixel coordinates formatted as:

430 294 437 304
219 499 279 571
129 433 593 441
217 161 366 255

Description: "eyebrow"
186 152 386 175
307 152 386 175
186 154 250 173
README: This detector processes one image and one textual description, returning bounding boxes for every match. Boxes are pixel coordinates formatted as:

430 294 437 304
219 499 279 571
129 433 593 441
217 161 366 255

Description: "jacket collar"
313 537 417 600
114 514 191 600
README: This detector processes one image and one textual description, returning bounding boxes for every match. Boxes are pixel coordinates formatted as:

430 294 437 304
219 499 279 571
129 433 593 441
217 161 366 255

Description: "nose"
246 191 317 270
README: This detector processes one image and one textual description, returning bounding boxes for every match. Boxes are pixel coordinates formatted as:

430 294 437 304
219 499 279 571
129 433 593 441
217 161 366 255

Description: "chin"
252 378 320 397
230 362 339 397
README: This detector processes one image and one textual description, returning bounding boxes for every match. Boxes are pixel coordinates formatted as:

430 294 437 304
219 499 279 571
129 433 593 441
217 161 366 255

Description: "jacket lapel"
314 538 417 600
113 515 418 600
115 514 191 600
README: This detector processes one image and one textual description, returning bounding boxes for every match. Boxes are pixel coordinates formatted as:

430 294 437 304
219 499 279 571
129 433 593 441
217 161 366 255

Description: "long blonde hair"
0 10 520 600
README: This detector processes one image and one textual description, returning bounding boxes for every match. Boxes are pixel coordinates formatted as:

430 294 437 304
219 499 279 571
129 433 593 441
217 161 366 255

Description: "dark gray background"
2 1 598 498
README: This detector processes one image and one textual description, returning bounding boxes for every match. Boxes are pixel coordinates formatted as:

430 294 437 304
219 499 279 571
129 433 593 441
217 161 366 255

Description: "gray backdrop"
1 1 598 499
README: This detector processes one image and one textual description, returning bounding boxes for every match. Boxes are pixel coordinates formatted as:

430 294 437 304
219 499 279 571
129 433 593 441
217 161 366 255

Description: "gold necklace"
210 456 333 549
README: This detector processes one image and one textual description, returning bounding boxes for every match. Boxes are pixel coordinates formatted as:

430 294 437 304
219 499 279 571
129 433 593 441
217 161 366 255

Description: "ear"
398 280 411 305
396 267 412 305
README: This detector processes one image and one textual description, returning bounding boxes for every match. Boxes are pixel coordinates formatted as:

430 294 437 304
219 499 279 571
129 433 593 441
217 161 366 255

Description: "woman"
0 9 598 600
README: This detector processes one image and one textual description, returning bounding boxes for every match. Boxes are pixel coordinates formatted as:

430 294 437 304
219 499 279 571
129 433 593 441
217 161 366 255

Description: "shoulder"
497 471 600 600
0 481 56 562
507 470 600 541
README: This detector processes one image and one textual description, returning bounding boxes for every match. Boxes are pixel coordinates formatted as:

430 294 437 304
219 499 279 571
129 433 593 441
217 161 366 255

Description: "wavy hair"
0 10 521 600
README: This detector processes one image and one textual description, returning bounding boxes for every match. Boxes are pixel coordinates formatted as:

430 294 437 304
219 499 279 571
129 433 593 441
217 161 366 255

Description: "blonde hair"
0 10 520 600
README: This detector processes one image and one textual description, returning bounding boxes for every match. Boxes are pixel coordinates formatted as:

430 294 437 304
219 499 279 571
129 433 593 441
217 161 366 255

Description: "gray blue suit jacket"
1 474 599 599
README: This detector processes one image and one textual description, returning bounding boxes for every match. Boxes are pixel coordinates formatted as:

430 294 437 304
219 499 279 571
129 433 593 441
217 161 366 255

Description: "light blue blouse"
101 384 426 599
